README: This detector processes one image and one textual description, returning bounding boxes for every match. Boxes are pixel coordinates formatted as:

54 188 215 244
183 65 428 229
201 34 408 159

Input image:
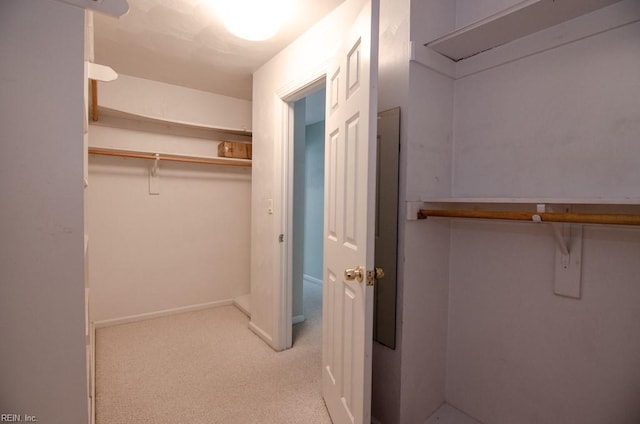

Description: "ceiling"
93 0 344 100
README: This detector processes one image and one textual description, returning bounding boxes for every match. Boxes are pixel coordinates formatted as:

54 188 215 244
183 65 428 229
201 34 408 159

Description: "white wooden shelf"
87 62 117 82
87 62 250 138
425 0 623 61
96 107 252 138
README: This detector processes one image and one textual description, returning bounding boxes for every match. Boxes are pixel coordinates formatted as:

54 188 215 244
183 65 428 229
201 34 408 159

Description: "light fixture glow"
216 0 293 41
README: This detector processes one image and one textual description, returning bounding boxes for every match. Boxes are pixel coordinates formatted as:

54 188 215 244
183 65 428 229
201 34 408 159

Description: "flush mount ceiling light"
215 0 294 41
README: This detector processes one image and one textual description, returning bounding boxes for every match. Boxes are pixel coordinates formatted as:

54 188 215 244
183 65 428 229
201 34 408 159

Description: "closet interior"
401 1 640 423
85 77 253 309
83 10 254 417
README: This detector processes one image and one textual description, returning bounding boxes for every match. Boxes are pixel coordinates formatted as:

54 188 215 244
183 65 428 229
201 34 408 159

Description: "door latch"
366 268 385 286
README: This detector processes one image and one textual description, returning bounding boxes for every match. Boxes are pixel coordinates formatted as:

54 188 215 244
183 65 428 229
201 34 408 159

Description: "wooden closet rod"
88 148 251 168
418 209 640 226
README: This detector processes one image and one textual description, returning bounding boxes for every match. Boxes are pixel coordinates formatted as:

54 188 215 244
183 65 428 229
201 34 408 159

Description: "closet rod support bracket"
549 205 583 299
539 204 570 256
151 153 160 176
149 153 160 195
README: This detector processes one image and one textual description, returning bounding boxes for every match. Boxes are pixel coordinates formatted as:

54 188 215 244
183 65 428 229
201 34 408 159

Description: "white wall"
443 13 640 424
452 21 640 198
454 0 522 28
251 0 367 350
384 2 457 423
88 77 252 323
88 128 251 322
398 65 455 424
447 221 640 424
0 1 88 422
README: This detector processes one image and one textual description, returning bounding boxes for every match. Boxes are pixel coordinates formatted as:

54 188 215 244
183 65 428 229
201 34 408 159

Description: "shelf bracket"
149 153 160 195
537 203 570 256
87 62 118 82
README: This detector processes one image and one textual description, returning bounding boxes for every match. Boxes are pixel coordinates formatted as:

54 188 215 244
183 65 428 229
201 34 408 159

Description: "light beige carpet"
96 282 331 424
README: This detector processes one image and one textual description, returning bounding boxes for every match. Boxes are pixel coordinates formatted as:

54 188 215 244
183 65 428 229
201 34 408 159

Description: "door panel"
322 1 378 423
328 129 340 242
344 114 360 249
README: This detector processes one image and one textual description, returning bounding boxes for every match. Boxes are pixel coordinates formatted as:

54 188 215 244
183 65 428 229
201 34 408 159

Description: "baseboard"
292 315 306 325
424 403 483 424
93 299 234 328
303 274 323 286
89 321 96 424
233 294 251 317
249 321 274 347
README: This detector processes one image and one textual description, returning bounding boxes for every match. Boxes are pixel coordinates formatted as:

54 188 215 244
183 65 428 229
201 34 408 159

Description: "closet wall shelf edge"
424 0 624 61
94 106 253 138
88 147 251 168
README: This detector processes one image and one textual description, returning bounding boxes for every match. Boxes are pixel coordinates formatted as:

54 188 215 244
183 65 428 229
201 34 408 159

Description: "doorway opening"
290 86 326 345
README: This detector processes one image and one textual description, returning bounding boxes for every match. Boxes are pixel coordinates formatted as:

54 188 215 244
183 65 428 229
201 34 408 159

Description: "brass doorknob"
344 266 364 283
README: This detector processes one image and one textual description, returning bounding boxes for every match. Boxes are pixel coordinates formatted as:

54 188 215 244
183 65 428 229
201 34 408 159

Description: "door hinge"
278 234 284 243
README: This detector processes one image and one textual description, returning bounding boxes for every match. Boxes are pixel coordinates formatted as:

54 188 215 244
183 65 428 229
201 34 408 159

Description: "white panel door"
322 1 378 423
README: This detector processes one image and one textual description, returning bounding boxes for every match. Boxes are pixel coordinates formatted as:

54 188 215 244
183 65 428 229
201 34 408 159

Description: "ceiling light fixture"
215 0 294 41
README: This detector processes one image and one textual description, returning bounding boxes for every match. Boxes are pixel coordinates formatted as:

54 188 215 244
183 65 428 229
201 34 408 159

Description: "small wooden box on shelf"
218 141 252 160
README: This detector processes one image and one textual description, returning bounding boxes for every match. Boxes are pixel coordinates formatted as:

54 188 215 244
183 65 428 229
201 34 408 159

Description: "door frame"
275 70 328 350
